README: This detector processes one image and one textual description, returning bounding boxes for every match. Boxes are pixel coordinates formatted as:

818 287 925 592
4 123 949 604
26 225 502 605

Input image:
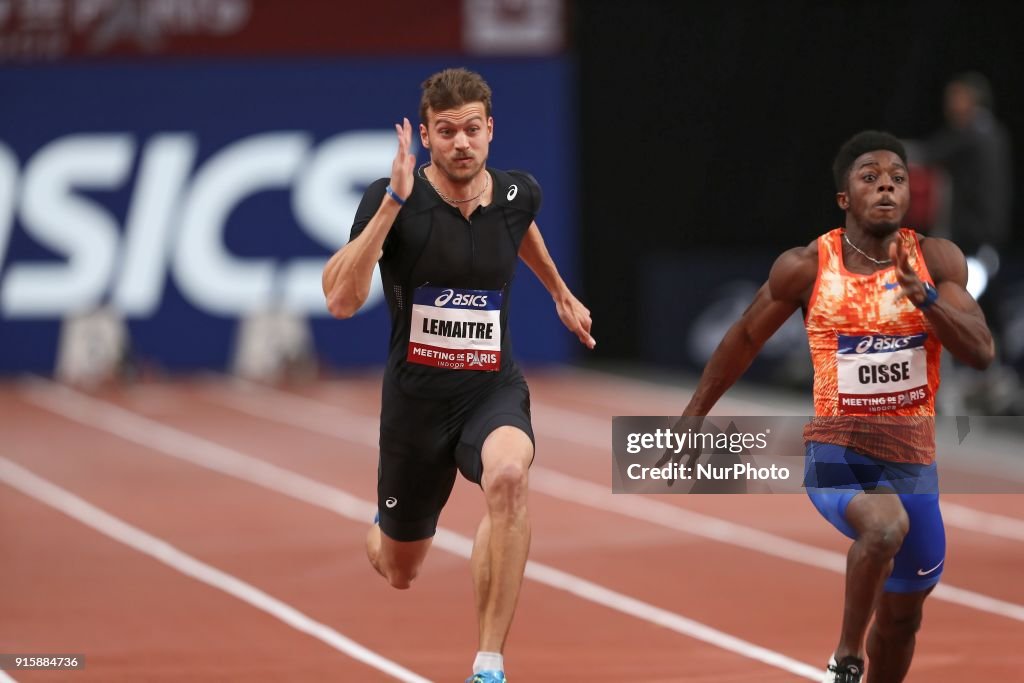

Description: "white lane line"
526 469 1024 622
20 382 823 681
531 402 611 450
201 380 1024 623
940 502 1024 542
0 458 432 683
546 367 815 415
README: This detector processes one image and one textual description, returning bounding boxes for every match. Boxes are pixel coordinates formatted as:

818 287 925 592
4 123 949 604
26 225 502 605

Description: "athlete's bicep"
519 221 541 248
924 238 986 317
739 283 802 346
517 221 542 261
937 281 987 318
349 179 389 243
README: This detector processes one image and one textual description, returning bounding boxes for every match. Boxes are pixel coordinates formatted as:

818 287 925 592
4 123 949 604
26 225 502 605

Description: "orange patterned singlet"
802 228 941 464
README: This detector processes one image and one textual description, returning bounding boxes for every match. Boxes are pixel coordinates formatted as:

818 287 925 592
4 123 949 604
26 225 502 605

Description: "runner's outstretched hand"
890 238 928 306
653 415 705 487
554 290 596 349
390 118 416 201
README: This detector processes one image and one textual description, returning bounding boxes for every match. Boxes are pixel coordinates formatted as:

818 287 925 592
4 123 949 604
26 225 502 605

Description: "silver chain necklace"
419 164 489 205
843 232 892 265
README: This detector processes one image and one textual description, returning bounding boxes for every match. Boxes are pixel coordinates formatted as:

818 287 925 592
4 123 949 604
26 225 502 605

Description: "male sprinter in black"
322 68 594 683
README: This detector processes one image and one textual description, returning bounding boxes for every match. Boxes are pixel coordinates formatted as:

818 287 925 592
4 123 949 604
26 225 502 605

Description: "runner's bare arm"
323 118 415 318
892 237 995 369
519 221 596 349
682 246 816 416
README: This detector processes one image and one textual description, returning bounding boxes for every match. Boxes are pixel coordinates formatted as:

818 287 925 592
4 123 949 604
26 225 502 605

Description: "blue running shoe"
466 672 506 683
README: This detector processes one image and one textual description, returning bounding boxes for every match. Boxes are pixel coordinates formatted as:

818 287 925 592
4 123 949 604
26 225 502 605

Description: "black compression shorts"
376 372 535 542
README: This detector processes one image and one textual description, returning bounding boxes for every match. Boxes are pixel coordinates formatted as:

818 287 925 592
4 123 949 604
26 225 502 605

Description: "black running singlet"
349 167 542 397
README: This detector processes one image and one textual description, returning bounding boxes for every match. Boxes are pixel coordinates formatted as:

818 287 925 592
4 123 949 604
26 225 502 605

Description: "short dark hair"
419 68 493 125
832 130 907 190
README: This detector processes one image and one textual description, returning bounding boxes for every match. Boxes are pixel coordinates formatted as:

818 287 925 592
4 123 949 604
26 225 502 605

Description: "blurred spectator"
920 72 1012 298
917 72 1018 413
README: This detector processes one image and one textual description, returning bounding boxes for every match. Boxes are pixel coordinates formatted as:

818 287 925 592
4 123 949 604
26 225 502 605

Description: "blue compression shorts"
804 441 946 593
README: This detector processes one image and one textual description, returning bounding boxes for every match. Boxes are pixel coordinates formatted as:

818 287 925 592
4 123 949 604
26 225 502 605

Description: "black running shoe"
822 655 864 683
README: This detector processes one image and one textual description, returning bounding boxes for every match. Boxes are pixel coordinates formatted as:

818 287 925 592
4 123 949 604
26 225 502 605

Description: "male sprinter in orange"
675 131 994 682
322 68 594 683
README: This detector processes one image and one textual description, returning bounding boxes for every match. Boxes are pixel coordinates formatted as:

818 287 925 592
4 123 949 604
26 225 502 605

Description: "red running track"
2 369 1023 681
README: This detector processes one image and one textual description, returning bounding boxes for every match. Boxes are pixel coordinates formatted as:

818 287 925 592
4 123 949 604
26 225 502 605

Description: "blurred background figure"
921 72 1012 294
914 72 1017 414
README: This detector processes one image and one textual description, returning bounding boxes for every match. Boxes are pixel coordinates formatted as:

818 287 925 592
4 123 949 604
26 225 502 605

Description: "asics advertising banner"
0 58 575 372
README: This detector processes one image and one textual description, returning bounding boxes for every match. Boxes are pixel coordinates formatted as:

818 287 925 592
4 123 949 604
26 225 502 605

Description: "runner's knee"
376 552 422 590
860 515 909 558
383 565 418 590
483 459 529 512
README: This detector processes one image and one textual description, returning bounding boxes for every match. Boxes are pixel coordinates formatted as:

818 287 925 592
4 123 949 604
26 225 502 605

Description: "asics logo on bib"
409 285 502 371
434 289 489 308
854 335 912 354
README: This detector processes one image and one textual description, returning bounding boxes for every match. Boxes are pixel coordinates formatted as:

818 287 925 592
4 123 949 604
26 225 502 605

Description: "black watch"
916 282 938 310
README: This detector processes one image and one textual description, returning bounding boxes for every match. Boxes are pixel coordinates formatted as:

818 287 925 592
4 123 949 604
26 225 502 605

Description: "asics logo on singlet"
385 497 398 508
507 184 518 201
433 289 489 308
854 335 912 354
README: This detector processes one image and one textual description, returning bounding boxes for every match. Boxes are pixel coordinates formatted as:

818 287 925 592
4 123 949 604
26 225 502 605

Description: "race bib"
836 333 929 414
408 286 502 371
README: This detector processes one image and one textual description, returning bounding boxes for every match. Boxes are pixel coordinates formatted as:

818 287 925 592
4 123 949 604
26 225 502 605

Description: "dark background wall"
577 0 1024 362
3 0 1021 387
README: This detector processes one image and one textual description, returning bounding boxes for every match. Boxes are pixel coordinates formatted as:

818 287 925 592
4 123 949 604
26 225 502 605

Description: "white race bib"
836 333 929 414
408 286 502 371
